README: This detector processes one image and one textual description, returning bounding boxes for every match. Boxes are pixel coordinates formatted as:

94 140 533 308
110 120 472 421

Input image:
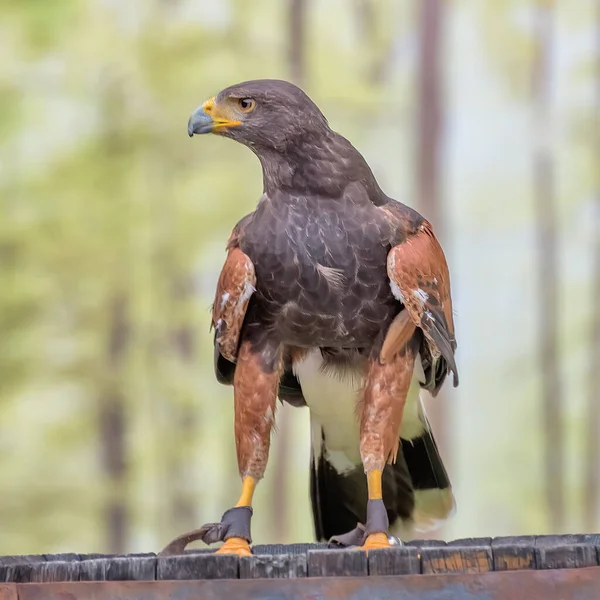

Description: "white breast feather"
294 350 361 473
293 350 427 475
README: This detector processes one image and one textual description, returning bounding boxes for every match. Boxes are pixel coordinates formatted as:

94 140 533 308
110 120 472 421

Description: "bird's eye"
238 98 255 112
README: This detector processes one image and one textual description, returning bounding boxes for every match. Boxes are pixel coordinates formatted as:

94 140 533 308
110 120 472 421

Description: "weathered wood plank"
157 554 238 580
28 561 80 583
239 554 307 579
14 567 600 600
406 539 447 547
534 535 598 570
492 536 536 571
0 556 44 584
2 535 600 585
253 543 326 555
43 554 80 563
105 556 156 581
368 547 420 576
307 549 368 577
448 537 492 547
79 559 108 581
421 545 493 574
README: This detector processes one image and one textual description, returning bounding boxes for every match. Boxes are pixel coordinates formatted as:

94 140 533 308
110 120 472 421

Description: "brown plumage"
212 247 255 362
386 220 458 395
360 336 420 471
233 340 281 479
380 311 415 365
164 79 459 555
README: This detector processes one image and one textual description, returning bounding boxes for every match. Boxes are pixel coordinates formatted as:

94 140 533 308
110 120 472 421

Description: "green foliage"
0 0 596 553
0 0 82 55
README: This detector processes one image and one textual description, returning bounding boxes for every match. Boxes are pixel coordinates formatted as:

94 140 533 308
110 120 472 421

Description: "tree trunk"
352 0 399 86
95 70 132 554
416 0 449 471
584 0 600 531
289 0 307 85
353 0 376 48
99 294 130 553
352 0 376 82
269 0 308 543
168 275 197 535
532 1 564 532
417 0 444 233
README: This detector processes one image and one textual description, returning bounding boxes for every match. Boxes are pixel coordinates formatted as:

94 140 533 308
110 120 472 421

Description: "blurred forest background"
0 0 599 555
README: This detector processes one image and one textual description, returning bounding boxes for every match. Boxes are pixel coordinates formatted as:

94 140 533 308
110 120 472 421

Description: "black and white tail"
293 349 455 542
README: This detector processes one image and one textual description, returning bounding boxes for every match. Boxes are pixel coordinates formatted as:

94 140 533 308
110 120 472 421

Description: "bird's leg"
358 339 417 551
159 339 281 557
217 338 282 556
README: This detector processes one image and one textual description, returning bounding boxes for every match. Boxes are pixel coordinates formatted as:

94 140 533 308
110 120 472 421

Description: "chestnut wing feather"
386 221 459 390
212 246 256 363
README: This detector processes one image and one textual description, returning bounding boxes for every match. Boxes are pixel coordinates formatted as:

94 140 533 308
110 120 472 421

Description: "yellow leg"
235 476 256 507
361 469 391 551
216 476 255 556
367 469 383 500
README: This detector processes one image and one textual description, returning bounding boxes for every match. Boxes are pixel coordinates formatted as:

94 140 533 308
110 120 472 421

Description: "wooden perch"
1 536 600 599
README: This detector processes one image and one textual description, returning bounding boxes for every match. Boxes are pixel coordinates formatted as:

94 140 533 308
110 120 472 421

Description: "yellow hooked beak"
188 97 242 136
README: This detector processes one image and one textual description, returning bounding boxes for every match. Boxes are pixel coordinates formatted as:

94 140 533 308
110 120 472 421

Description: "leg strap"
159 506 253 555
328 499 392 548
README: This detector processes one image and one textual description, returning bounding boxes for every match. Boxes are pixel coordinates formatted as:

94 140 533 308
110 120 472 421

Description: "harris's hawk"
161 80 459 556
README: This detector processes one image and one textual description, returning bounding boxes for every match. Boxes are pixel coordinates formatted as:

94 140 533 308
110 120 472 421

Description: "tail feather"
310 421 416 541
401 421 455 532
310 407 455 542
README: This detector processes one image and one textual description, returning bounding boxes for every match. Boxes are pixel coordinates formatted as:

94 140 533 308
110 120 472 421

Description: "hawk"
161 79 459 556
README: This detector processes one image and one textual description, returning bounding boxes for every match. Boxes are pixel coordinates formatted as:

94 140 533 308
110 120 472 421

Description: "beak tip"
187 118 196 137
187 106 213 137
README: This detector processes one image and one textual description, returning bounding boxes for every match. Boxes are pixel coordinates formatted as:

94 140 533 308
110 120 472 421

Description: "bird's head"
187 79 329 154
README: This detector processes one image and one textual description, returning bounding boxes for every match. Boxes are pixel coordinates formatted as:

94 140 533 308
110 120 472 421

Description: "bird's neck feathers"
255 129 387 204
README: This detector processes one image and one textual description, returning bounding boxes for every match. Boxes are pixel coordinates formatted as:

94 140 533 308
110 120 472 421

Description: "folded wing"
386 221 459 394
212 246 256 363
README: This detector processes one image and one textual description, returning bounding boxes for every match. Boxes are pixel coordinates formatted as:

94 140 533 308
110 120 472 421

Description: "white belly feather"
293 349 427 475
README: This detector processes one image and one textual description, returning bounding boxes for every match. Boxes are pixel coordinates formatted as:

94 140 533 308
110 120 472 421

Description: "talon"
216 536 252 556
359 532 391 552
